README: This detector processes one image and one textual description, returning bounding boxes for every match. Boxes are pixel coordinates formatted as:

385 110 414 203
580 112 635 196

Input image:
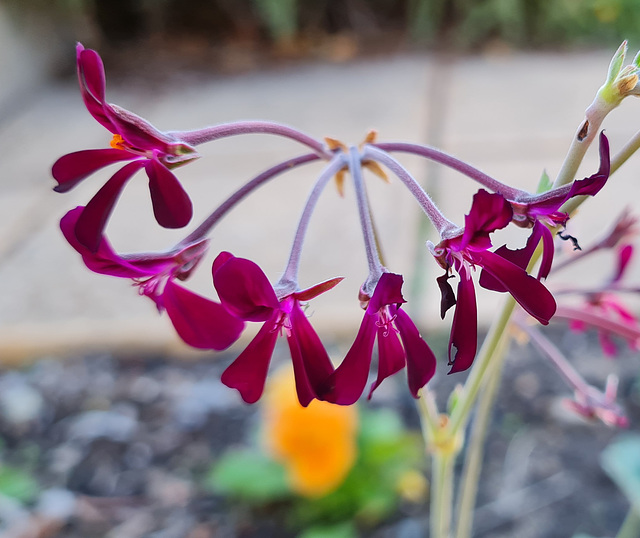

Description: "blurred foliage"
205 407 426 536
6 0 640 53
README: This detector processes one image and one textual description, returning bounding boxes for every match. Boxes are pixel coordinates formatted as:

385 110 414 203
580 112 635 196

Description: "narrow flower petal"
394 309 437 397
221 313 279 404
293 277 344 302
448 270 478 373
368 325 404 399
474 250 556 324
289 302 335 400
162 280 245 351
146 157 193 229
52 149 135 192
436 272 457 318
368 273 405 312
75 160 146 252
213 253 280 321
76 44 113 132
327 314 377 405
613 244 634 282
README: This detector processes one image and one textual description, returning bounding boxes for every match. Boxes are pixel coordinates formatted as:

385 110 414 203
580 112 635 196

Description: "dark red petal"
146 157 193 229
52 149 134 192
368 324 405 399
368 272 405 312
565 131 610 199
289 302 335 402
461 190 512 249
75 160 145 252
213 255 279 321
108 104 176 153
474 250 556 325
61 206 164 278
76 44 114 131
448 271 478 374
326 314 377 405
437 272 457 319
162 280 245 350
221 314 279 404
395 309 437 397
479 221 553 292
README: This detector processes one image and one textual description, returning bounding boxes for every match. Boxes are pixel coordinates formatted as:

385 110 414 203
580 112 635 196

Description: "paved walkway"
2 32 640 362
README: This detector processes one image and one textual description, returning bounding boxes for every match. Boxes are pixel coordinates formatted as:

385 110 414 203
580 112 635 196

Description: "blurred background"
1 1 640 537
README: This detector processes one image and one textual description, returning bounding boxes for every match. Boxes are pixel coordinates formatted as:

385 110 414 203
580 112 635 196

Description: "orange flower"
262 367 358 498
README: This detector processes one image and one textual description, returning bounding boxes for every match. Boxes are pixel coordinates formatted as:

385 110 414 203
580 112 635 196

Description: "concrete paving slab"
1 46 640 362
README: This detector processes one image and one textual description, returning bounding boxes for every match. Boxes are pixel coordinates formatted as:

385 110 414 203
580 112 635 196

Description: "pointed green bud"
633 49 640 69
446 384 464 415
536 169 552 194
606 40 627 85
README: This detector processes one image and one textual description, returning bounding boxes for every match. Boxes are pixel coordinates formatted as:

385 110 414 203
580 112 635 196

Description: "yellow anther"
110 134 127 150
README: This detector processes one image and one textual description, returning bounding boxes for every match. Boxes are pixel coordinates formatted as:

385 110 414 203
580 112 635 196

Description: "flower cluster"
53 44 613 407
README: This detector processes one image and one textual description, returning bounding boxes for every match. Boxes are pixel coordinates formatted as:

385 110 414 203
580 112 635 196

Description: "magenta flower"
61 207 244 350
212 252 341 407
431 190 556 373
52 43 198 252
324 273 436 405
568 244 640 357
496 132 611 277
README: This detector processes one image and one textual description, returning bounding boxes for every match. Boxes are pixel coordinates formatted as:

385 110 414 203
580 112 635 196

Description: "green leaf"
536 169 553 193
600 435 640 510
204 449 290 502
0 465 39 502
299 521 358 538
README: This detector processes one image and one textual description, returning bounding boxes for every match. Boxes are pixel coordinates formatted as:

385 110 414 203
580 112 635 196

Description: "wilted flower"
61 207 243 350
213 252 340 406
52 43 198 251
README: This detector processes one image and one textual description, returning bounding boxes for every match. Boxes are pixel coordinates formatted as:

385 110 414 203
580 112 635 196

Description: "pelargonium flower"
212 252 341 407
431 189 556 373
568 244 640 357
52 43 198 252
61 207 244 350
325 272 436 405
494 132 611 277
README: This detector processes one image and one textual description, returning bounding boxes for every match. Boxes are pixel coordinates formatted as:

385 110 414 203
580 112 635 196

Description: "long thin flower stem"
431 451 455 538
611 128 640 174
616 506 640 538
454 331 509 538
348 147 384 290
362 146 458 236
448 295 517 437
371 142 523 200
277 154 347 290
169 121 332 158
178 153 320 247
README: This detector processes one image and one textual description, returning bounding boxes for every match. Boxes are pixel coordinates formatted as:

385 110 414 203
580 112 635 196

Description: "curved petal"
613 244 634 282
75 160 146 252
474 250 556 325
60 206 166 278
146 157 193 229
52 149 135 192
368 272 405 312
221 314 279 404
108 104 177 154
461 190 512 249
76 44 114 132
162 280 245 350
326 314 377 405
394 308 437 397
289 302 335 403
368 324 404 399
448 270 478 374
213 253 279 321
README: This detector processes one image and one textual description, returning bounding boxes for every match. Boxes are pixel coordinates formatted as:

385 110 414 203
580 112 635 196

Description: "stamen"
110 134 127 150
